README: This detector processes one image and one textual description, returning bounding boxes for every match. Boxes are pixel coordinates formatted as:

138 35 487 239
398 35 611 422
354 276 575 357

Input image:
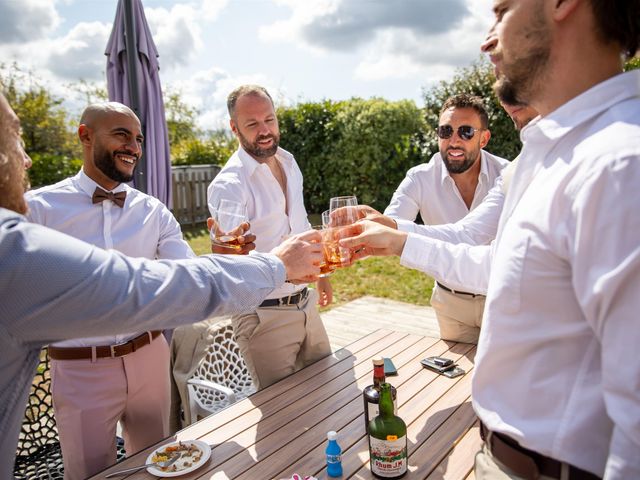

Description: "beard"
94 145 136 183
440 146 479 174
237 129 280 159
494 10 551 105
0 148 30 215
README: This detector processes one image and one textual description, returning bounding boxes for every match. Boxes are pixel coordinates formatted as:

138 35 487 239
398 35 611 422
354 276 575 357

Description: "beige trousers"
475 443 568 480
430 283 486 344
51 335 170 480
231 288 331 390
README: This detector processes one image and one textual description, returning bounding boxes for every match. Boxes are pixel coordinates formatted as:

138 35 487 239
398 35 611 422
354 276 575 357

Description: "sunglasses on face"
436 125 482 141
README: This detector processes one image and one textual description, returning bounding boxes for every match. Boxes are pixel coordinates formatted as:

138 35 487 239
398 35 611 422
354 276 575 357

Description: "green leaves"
278 98 426 213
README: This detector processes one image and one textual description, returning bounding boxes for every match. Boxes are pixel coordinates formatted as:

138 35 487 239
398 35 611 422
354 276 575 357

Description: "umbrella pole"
123 0 147 193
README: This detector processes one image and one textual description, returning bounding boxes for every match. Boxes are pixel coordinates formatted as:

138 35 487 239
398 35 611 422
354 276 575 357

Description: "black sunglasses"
436 125 483 141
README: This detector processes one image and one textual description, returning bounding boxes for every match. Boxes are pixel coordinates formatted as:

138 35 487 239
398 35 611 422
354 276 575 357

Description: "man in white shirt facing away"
25 102 196 479
343 0 640 477
207 85 332 390
385 93 508 344
0 92 325 480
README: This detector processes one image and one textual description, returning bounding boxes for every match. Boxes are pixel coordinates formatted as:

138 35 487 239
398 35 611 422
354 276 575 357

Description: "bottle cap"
372 357 384 366
327 431 337 440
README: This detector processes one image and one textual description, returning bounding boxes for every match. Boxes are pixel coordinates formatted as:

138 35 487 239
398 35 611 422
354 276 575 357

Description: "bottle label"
326 453 342 464
369 435 407 477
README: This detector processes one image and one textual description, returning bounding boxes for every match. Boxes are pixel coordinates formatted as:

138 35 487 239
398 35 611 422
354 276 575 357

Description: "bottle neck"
378 383 394 416
373 364 385 387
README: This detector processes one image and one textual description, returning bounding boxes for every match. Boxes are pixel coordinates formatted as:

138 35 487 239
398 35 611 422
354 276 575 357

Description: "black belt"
436 281 484 298
480 422 600 480
49 331 162 360
259 287 309 307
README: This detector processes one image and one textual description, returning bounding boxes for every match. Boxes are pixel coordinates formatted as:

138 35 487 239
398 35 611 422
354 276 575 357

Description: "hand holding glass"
210 199 249 251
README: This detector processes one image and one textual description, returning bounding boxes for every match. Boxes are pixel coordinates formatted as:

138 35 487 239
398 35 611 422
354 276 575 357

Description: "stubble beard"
495 10 551 106
237 130 280 160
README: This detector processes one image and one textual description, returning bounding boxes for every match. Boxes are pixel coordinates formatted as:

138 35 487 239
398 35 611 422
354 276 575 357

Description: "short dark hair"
589 0 640 59
439 93 489 129
227 85 274 119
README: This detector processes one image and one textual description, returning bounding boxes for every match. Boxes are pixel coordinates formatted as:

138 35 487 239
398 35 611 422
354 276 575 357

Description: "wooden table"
94 329 480 479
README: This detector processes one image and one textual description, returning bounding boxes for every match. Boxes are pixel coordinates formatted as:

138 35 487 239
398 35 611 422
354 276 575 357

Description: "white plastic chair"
186 322 256 422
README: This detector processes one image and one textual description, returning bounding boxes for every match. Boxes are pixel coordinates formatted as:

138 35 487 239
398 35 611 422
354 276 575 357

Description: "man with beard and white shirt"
343 0 640 477
207 85 332 390
25 102 196 479
385 93 508 344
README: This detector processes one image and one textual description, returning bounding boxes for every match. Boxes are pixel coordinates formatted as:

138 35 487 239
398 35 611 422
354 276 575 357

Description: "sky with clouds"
0 0 494 130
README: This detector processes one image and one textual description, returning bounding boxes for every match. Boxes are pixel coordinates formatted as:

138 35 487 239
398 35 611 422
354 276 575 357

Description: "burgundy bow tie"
92 187 127 208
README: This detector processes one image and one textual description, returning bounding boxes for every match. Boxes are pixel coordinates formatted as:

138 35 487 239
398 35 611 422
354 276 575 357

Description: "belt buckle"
110 344 118 358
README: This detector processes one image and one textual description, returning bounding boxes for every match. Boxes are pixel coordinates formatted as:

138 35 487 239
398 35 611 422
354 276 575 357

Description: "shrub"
278 98 426 213
28 153 83 188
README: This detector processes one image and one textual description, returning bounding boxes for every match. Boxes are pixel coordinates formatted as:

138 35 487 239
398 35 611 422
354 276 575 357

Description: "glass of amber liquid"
210 199 248 251
321 209 356 268
313 226 337 277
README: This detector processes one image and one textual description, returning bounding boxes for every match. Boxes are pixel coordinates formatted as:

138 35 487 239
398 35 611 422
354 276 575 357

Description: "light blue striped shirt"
0 208 285 477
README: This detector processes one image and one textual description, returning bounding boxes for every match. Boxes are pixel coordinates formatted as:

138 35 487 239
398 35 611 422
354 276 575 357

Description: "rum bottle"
368 383 407 478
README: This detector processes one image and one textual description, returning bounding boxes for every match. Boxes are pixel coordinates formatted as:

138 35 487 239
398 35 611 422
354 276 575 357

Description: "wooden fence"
171 164 221 227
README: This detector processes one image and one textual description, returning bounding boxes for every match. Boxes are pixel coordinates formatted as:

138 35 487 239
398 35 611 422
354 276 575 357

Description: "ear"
480 129 491 149
229 119 239 136
78 124 92 146
552 0 580 22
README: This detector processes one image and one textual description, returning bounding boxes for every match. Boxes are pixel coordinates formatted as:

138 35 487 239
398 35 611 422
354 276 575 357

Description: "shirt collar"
76 168 129 198
237 145 294 177
523 70 640 145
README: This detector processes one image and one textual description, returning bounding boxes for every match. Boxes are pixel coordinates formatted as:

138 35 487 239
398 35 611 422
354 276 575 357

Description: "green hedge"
278 98 426 213
28 153 83 188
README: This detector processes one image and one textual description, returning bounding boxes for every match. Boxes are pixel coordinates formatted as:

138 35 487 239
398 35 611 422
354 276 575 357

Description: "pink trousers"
51 335 170 480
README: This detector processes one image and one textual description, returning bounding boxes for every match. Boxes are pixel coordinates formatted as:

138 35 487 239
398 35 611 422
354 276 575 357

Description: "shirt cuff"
400 233 436 272
260 252 287 287
395 218 417 233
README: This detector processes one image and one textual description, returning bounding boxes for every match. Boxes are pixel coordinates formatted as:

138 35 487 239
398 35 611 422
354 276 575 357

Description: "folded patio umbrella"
105 0 172 207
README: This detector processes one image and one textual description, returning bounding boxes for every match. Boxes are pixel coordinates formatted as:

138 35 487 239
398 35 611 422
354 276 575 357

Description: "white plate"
145 440 211 477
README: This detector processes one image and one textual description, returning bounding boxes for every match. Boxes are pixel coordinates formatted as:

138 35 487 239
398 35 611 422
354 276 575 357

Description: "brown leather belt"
436 281 484 298
259 287 309 307
480 422 600 480
48 331 162 360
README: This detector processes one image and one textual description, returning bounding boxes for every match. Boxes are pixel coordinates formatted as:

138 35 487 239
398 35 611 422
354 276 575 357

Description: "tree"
1 63 82 187
164 88 200 148
422 57 522 162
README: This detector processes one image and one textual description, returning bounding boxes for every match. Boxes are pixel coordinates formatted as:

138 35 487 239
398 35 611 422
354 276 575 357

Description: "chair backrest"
14 348 65 479
189 322 255 417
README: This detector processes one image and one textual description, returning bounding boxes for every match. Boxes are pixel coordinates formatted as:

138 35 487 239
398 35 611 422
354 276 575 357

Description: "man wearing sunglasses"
385 93 508 344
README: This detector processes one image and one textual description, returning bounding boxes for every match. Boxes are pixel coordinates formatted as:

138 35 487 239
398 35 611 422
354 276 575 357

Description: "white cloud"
145 4 203 71
199 0 230 21
261 0 494 82
167 68 284 131
46 21 112 80
0 0 60 44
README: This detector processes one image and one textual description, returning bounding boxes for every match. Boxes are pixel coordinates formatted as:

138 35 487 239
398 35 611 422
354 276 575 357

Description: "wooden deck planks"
322 296 440 350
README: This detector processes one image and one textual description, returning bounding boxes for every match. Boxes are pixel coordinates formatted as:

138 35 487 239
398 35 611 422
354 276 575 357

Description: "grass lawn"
182 224 434 310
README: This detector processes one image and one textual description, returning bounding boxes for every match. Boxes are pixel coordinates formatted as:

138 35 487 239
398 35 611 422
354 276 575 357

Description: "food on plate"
151 441 203 472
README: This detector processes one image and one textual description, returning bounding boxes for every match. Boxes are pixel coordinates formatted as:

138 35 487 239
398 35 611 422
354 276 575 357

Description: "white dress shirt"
473 70 640 478
207 146 311 299
384 150 508 225
396 176 506 295
26 169 196 347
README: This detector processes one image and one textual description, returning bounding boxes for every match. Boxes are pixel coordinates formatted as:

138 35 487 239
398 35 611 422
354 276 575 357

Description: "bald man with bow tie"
25 102 195 480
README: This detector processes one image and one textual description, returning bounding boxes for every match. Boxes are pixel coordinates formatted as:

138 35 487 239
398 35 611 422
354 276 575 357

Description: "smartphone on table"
420 356 465 378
